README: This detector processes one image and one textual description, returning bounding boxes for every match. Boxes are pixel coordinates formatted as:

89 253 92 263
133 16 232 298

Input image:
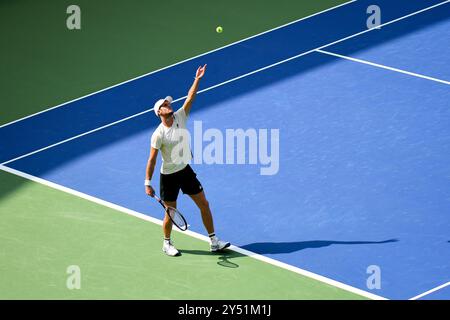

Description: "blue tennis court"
1 0 449 300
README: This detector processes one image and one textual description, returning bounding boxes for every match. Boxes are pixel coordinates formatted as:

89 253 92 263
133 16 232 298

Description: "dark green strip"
0 0 348 125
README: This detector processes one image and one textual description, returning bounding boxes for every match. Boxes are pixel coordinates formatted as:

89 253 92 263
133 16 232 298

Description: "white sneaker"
210 236 231 252
162 240 180 256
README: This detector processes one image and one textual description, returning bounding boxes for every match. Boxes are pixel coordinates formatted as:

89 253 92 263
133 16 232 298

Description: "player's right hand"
195 64 207 79
145 185 155 197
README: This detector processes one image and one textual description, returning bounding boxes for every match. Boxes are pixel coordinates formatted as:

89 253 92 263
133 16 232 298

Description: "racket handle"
153 195 166 209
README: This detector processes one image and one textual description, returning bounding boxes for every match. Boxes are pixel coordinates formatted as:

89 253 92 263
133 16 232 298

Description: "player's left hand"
195 64 207 79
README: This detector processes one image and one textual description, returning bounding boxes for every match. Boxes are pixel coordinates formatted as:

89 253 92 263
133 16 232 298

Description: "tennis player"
145 64 230 256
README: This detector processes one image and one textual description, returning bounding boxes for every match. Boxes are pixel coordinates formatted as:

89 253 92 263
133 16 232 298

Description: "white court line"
1 106 159 166
0 48 338 164
0 164 386 300
0 0 357 130
317 0 449 51
409 282 450 300
3 0 449 166
316 49 450 85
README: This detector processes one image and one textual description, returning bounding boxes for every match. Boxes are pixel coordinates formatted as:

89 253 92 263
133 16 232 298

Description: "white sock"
209 233 217 242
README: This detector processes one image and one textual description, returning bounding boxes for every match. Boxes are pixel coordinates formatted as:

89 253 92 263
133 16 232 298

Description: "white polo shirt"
151 107 192 174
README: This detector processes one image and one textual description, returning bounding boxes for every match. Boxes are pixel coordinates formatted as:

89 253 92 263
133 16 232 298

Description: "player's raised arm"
182 64 206 116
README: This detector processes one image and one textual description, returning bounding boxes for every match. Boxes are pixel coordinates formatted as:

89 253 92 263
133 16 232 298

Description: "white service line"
0 0 357 130
0 164 386 300
1 107 152 165
316 0 449 51
3 0 449 165
409 282 450 300
316 49 450 85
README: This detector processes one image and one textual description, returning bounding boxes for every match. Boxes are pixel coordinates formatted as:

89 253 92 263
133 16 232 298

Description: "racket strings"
167 207 187 230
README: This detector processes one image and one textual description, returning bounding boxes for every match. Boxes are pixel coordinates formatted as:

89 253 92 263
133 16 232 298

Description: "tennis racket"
153 194 188 231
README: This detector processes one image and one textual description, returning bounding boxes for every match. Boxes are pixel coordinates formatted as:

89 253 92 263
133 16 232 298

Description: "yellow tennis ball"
216 26 223 33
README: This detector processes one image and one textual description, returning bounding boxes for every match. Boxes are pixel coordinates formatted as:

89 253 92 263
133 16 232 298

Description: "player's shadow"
180 238 398 266
240 239 398 254
180 249 241 268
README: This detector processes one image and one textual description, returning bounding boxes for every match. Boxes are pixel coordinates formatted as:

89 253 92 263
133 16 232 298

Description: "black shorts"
160 165 203 202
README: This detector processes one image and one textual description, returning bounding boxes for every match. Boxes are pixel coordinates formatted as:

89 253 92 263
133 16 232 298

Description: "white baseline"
0 164 386 300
